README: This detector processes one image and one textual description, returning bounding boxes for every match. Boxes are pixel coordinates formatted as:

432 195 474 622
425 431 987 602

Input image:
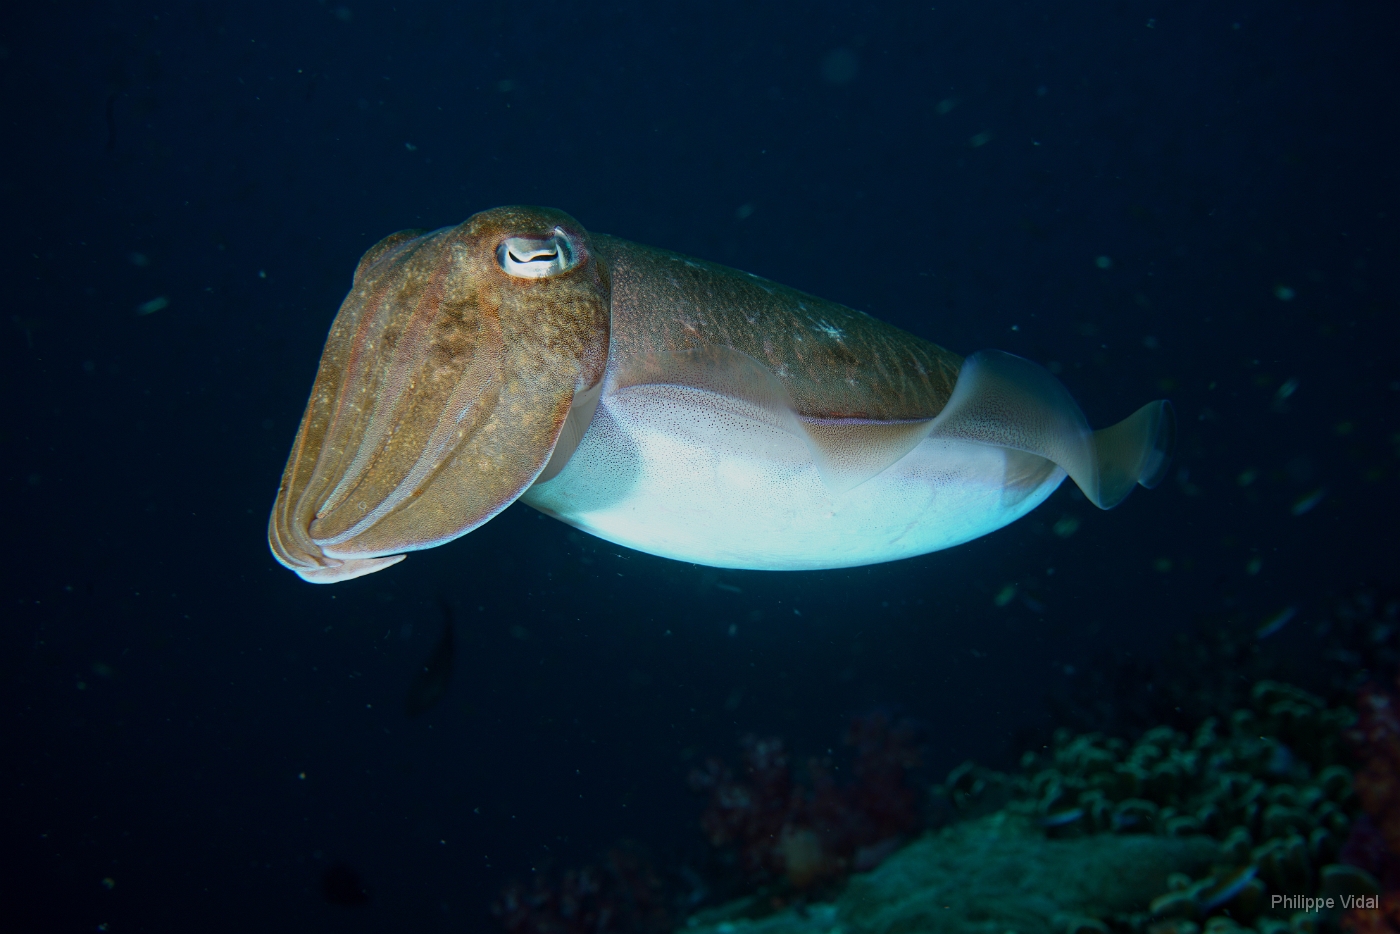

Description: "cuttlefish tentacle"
270 206 1172 582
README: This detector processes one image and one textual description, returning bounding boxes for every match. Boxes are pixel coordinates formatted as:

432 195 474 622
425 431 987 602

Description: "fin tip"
1091 398 1177 509
1136 399 1176 490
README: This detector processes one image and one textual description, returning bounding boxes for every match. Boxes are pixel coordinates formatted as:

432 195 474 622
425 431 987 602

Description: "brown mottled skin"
270 206 961 577
592 235 961 422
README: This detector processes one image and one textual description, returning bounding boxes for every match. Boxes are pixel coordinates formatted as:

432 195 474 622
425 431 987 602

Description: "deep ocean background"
2 1 1397 931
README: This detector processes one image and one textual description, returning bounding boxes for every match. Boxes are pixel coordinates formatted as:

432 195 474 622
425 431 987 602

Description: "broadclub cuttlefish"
270 206 1174 583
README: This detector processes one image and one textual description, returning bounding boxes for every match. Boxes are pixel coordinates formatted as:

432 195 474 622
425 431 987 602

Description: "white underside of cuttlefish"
524 343 1169 571
525 399 1062 572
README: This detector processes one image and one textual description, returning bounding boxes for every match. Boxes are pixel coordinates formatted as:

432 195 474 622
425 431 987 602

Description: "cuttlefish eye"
497 227 578 279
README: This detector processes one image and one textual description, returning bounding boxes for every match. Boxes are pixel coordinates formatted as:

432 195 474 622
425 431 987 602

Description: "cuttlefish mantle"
269 206 1174 582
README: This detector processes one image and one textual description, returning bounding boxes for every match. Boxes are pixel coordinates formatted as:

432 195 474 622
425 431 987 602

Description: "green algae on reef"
681 679 1379 934
683 811 1217 934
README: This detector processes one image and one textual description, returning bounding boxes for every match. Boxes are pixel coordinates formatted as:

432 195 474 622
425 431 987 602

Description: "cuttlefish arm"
268 207 609 583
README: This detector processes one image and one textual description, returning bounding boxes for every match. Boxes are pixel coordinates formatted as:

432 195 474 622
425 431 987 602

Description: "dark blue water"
3 2 1397 931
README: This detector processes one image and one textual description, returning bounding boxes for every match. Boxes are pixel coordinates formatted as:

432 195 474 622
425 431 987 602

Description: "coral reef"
995 680 1369 934
492 844 676 934
687 713 924 893
684 679 1380 934
1341 668 1400 934
683 811 1218 934
492 593 1400 934
491 715 922 933
1349 674 1400 876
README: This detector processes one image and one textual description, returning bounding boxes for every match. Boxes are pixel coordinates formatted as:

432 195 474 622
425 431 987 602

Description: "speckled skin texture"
592 235 962 422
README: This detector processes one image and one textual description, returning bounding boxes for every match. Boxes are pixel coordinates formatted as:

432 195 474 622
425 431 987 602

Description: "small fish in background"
1256 606 1297 640
1272 377 1299 412
135 296 168 316
1040 807 1084 829
405 601 454 717
1197 863 1259 912
1291 488 1327 516
993 583 1018 607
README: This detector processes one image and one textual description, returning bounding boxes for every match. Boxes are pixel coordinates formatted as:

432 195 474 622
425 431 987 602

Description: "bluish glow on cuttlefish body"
269 207 1175 583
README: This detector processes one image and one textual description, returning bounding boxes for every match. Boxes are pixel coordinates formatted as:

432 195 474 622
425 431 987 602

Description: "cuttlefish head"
269 206 610 583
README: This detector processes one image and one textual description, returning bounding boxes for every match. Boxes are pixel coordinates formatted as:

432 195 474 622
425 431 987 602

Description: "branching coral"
1350 675 1400 869
1341 895 1400 934
492 844 675 934
491 716 923 933
936 679 1374 934
688 713 923 892
1342 668 1400 934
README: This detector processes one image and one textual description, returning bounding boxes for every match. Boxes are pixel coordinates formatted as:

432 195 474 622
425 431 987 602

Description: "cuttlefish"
269 206 1174 583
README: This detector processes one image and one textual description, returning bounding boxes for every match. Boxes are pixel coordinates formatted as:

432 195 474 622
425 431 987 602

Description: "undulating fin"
930 350 1175 509
1000 448 1064 508
608 345 935 494
1090 397 1176 504
797 418 936 495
